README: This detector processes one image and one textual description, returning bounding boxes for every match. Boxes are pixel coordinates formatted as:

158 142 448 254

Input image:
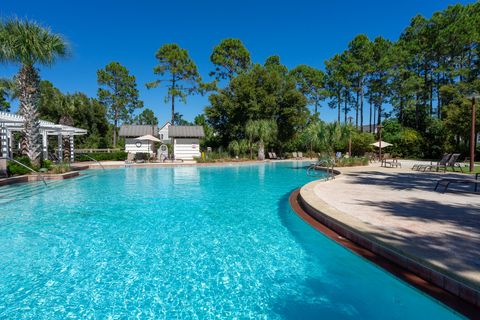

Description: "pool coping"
0 171 80 187
290 187 480 318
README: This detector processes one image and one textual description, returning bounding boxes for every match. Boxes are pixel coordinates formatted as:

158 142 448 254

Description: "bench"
381 158 401 168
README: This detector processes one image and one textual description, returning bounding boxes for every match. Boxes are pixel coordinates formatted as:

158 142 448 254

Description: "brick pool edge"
289 188 480 319
0 171 80 187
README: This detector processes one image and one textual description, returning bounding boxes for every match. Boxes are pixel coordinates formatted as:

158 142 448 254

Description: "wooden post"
377 124 383 165
470 97 476 173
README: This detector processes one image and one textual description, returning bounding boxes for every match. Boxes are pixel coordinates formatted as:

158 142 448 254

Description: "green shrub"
238 139 249 157
304 151 317 158
76 151 128 162
206 151 230 160
335 156 369 167
51 163 71 174
195 150 250 163
228 140 240 157
135 153 150 161
7 156 34 176
382 119 425 158
41 160 53 170
350 132 375 156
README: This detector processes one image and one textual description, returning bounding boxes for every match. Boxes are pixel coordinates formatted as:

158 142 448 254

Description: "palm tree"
0 19 68 164
301 120 322 153
245 119 278 160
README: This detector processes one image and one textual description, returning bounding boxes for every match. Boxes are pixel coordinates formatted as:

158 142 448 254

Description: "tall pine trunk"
355 91 359 128
113 114 118 147
429 74 433 116
337 94 341 123
171 94 175 125
377 96 383 126
399 97 404 125
369 99 372 133
360 85 364 132
17 64 42 165
171 77 176 124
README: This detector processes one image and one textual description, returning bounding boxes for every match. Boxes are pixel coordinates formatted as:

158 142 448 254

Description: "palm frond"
0 18 69 66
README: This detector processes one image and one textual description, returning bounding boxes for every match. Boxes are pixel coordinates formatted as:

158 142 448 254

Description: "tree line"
204 2 480 158
1 2 480 163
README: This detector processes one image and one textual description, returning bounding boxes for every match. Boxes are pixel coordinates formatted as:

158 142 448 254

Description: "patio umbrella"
370 141 392 148
134 135 161 142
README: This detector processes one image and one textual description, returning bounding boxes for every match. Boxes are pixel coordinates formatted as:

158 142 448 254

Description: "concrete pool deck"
299 163 480 308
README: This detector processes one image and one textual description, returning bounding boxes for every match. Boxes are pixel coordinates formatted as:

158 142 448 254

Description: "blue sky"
0 0 474 125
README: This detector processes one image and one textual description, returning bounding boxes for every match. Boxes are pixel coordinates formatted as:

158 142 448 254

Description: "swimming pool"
0 162 461 319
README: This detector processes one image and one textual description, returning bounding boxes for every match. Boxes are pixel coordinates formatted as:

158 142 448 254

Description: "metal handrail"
78 153 105 170
6 157 47 186
307 159 336 180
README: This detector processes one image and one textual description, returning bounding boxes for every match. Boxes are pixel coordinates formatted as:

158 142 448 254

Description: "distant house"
360 124 378 134
168 126 205 160
158 122 171 143
119 125 159 155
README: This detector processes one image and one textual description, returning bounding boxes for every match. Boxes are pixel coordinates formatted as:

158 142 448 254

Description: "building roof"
159 121 171 130
168 125 205 138
118 125 158 137
0 111 87 135
360 124 378 133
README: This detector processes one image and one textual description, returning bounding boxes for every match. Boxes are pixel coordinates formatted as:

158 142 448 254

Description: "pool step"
0 172 95 205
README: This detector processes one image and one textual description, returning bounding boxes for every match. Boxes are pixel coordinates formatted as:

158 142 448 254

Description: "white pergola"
0 111 87 162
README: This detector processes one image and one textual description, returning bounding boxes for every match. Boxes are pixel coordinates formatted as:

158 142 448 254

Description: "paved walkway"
301 164 480 294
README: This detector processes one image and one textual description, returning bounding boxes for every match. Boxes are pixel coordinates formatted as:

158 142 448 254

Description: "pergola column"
57 133 63 162
0 122 7 158
69 135 74 162
41 130 48 160
7 129 12 158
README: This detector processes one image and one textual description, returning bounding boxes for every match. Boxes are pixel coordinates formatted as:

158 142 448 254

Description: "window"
160 134 164 140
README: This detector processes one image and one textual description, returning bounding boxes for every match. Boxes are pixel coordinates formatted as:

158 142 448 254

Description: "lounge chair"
297 152 303 159
272 152 284 160
413 153 451 171
423 153 462 172
125 153 135 164
382 155 401 168
434 177 480 193
292 152 298 159
268 152 274 159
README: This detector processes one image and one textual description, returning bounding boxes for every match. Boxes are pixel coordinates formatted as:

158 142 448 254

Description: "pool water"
0 162 461 319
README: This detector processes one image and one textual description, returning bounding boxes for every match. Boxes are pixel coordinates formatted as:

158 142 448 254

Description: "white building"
168 126 205 160
158 122 171 143
119 125 159 155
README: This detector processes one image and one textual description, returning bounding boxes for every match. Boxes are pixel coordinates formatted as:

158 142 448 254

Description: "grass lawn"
446 164 480 174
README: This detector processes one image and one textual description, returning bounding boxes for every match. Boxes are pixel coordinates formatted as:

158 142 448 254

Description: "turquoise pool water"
0 162 461 319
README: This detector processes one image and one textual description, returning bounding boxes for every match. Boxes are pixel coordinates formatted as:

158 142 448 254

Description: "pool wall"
290 188 480 318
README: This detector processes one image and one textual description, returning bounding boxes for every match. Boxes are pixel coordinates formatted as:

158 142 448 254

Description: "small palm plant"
0 19 68 164
301 120 322 153
245 119 278 160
